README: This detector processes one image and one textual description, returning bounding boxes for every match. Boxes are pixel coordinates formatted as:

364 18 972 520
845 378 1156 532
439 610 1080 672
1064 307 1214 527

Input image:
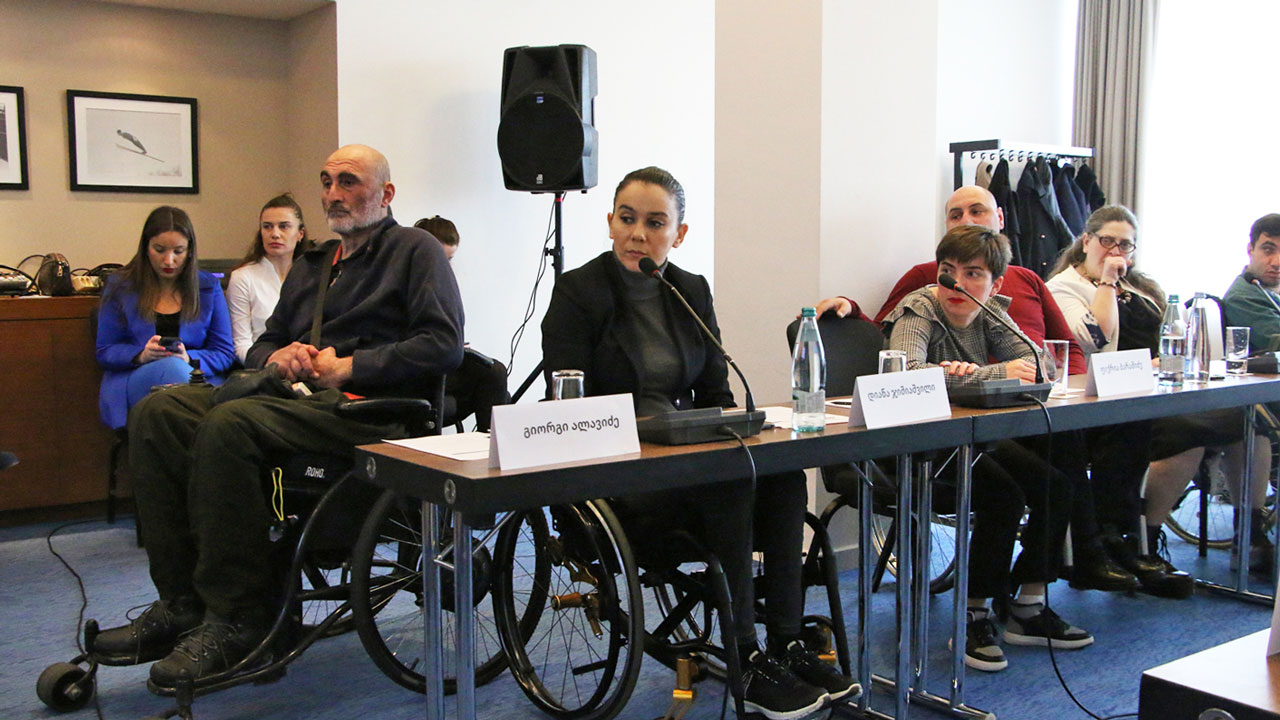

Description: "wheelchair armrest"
336 397 436 430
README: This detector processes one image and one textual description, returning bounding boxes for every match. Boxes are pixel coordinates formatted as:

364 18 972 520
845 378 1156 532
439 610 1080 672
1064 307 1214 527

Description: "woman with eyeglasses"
1048 205 1271 593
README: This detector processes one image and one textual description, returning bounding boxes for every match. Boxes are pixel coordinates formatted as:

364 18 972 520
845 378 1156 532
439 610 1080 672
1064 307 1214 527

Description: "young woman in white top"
225 194 311 363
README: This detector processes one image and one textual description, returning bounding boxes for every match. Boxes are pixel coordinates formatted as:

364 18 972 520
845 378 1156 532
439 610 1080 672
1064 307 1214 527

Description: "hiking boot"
740 649 826 720
92 597 203 665
1003 606 1094 649
148 610 269 691
779 640 860 703
962 611 1006 672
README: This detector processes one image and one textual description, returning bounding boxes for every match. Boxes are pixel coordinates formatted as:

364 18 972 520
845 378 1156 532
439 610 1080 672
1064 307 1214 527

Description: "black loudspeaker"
497 44 598 192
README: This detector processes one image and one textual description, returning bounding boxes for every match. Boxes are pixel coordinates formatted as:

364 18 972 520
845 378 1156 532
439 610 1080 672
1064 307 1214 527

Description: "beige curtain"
1074 0 1157 214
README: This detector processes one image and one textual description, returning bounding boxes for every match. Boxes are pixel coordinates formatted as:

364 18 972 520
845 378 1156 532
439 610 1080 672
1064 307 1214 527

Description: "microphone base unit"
637 407 766 445
949 379 1053 408
1247 352 1280 374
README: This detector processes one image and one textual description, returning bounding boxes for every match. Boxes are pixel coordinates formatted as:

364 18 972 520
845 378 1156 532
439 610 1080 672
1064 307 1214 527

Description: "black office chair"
443 348 510 433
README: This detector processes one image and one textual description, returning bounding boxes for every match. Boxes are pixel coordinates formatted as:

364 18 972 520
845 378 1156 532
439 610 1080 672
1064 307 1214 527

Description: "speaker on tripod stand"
497 44 598 193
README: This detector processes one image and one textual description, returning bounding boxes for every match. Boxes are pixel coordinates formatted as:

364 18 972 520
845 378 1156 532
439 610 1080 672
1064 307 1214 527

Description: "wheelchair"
1164 404 1280 555
487 495 851 720
36 376 512 718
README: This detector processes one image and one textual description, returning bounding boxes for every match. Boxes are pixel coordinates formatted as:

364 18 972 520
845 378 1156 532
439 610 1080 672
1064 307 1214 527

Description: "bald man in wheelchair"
93 144 465 691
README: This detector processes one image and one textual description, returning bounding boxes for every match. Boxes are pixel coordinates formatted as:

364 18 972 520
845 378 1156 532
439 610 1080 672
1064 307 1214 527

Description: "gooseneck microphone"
639 257 757 413
1250 277 1280 315
937 272 1044 383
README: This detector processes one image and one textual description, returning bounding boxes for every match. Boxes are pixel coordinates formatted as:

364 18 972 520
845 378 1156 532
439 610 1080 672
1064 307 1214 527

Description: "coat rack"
949 139 1094 189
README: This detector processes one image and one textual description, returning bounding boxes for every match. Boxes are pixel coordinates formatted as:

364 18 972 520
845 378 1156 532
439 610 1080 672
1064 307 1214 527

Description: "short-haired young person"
883 226 1091 672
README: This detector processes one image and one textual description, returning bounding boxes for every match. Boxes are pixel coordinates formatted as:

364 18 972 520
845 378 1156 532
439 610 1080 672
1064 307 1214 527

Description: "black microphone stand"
938 273 1044 383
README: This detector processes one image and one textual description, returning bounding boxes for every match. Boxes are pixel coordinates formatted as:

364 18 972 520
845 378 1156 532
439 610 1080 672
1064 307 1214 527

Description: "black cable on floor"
1023 395 1137 720
47 519 107 720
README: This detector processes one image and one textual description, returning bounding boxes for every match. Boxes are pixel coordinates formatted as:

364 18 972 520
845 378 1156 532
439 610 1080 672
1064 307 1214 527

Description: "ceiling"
94 0 331 21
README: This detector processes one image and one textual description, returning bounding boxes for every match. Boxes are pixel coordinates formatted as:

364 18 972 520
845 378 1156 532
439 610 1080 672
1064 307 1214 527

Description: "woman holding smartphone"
96 206 235 430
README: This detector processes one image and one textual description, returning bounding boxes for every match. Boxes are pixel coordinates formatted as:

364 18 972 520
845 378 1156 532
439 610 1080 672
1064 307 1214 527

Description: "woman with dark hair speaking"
541 167 857 720
96 206 235 430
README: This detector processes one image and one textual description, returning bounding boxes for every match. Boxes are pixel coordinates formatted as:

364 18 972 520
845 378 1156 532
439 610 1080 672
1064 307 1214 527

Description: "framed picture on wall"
0 85 29 190
66 90 198 193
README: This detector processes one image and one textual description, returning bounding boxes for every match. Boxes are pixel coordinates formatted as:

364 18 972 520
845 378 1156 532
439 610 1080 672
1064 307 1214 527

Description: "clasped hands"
266 342 353 388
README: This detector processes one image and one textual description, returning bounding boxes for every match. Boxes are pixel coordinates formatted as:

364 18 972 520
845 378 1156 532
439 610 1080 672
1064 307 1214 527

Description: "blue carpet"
2 518 1271 720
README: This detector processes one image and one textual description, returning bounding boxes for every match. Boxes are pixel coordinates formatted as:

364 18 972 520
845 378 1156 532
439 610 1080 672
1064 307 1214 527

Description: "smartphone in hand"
159 336 182 352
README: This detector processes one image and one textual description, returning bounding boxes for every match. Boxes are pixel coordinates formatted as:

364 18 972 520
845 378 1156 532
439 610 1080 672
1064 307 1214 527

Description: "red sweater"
866 261 1088 374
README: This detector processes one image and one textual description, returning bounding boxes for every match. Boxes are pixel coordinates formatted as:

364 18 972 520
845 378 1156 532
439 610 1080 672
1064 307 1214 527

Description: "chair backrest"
785 314 885 395
444 347 511 432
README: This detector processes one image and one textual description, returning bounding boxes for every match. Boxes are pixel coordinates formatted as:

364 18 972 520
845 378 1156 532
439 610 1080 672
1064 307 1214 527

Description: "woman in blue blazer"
97 206 235 429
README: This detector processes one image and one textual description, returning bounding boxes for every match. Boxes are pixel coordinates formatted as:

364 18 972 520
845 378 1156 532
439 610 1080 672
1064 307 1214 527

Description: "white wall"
334 0 715 391
716 0 823 407
820 1 941 322
934 0 1079 225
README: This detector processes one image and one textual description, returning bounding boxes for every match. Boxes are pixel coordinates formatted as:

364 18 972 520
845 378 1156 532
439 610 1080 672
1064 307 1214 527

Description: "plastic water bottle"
1158 295 1185 386
1184 292 1212 384
791 307 826 432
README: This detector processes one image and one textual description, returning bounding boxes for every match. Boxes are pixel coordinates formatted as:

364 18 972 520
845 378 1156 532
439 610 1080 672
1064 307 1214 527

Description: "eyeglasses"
1094 234 1137 254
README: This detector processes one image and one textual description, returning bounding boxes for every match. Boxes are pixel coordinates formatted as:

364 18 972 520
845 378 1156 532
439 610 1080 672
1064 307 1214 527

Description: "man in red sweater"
817 186 1086 375
814 185 1138 595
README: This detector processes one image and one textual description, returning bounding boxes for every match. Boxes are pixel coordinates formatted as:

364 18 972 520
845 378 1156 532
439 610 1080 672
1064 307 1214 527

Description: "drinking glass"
1226 326 1251 375
552 369 585 399
878 349 906 374
1043 340 1070 398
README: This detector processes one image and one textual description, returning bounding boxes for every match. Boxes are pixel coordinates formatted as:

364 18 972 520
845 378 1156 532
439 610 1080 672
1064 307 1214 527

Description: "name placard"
489 393 640 471
1086 348 1154 397
847 367 951 429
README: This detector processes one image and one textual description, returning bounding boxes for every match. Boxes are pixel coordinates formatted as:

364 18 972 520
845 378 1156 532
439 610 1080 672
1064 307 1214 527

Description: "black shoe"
1003 606 1094 649
92 597 203 665
961 611 1006 672
1068 545 1141 592
740 649 826 720
1102 533 1194 599
148 612 269 691
779 640 860 703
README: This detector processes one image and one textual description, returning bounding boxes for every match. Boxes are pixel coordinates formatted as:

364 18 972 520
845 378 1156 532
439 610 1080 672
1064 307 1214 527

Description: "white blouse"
226 257 284 363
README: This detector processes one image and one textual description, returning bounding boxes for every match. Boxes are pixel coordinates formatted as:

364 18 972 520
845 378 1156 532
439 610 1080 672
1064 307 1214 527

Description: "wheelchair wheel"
350 489 510 693
867 505 958 594
1165 481 1235 550
494 501 643 720
299 557 355 637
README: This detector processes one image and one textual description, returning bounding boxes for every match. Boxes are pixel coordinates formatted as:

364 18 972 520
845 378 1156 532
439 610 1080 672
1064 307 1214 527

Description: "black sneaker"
779 640 860 703
740 649 826 720
93 597 203 665
962 611 1007 672
148 613 269 691
1003 606 1094 649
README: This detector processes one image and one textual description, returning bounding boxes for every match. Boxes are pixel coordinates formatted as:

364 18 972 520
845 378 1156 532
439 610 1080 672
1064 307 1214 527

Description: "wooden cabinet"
0 296 115 517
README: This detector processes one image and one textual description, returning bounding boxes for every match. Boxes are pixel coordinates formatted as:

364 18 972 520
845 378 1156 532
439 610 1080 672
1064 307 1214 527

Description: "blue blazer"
96 270 236 428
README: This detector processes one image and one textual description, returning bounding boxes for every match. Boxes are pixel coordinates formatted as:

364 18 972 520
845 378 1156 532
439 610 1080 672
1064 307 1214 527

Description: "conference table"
355 372 1280 720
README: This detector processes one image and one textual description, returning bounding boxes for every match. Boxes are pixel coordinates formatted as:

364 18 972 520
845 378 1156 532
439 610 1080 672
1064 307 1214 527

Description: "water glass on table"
552 369 585 399
1226 326 1251 375
878 349 906 374
1043 339 1070 398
